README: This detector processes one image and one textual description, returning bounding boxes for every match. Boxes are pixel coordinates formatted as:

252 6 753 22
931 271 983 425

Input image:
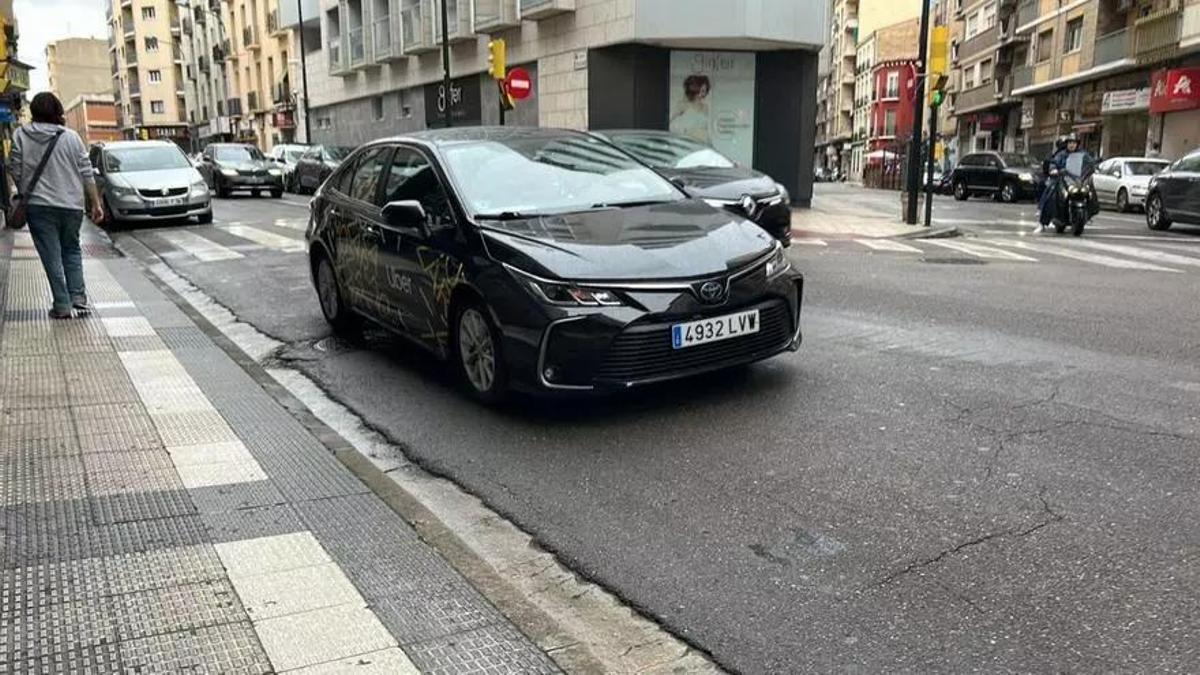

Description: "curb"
893 225 960 240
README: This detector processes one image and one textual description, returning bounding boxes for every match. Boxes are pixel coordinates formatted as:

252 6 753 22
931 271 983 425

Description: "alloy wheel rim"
1003 185 1014 201
1149 197 1160 225
1118 191 1127 210
459 309 495 392
318 261 339 319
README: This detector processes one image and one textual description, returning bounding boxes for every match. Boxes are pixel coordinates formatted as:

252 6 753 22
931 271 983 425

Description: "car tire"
1000 180 1019 203
452 300 508 404
271 189 283 198
216 178 230 199
196 211 213 224
314 254 361 336
1146 193 1172 231
1116 188 1130 213
953 180 968 201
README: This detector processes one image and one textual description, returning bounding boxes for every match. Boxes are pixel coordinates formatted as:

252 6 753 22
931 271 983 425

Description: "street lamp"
296 0 312 143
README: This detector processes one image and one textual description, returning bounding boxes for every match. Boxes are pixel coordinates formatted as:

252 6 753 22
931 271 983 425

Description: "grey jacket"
7 122 95 210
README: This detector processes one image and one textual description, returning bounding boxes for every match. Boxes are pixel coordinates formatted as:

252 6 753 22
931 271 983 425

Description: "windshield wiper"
475 211 540 220
589 199 675 209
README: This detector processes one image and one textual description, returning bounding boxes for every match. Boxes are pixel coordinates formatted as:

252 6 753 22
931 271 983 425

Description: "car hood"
1004 166 1042 176
215 159 270 172
480 199 776 282
1124 176 1154 188
655 166 779 199
109 167 202 189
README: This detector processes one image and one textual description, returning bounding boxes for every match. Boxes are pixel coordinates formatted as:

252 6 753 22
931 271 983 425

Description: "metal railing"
372 17 392 60
402 4 425 50
348 26 365 65
956 83 996 112
1016 0 1038 30
172 43 184 61
1012 64 1033 90
129 81 141 96
1094 28 1130 66
227 97 243 116
1134 7 1182 64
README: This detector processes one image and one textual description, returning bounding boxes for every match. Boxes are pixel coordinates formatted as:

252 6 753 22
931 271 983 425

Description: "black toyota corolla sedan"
592 129 793 245
305 127 803 402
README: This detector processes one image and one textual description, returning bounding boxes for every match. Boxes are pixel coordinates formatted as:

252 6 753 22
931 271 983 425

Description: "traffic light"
929 74 949 108
928 25 949 107
487 39 506 80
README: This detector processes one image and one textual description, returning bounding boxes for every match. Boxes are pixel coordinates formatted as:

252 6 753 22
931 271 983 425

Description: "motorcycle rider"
1036 138 1067 233
1045 133 1097 233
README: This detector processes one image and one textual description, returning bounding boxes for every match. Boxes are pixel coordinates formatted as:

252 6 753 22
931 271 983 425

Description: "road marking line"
157 230 244 261
793 238 828 246
223 225 306 252
981 239 1183 272
926 240 1037 261
855 239 923 252
1065 239 1200 268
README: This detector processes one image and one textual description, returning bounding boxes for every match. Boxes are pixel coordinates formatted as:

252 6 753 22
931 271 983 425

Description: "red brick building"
869 60 918 152
64 95 122 145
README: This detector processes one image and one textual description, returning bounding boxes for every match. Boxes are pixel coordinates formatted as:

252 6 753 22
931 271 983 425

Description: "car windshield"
999 153 1036 168
323 146 352 161
606 133 736 169
440 134 682 217
215 146 263 162
1126 161 1167 176
104 146 191 173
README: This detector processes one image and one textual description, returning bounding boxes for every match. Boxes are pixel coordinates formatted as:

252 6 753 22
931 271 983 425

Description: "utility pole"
440 0 451 127
904 0 933 225
925 104 937 227
296 0 312 143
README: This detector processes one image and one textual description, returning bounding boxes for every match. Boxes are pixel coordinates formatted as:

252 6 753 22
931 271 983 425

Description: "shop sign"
272 110 295 129
668 51 757 166
1057 109 1074 123
424 76 482 128
1150 68 1200 113
979 113 1004 131
1102 88 1151 113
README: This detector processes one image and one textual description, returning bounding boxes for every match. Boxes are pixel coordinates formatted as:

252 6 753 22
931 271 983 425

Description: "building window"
148 70 162 83
1037 29 1054 62
884 109 897 136
151 100 165 114
965 12 979 39
982 2 996 31
886 72 899 99
145 37 159 52
141 6 155 19
979 59 993 86
1065 18 1083 53
371 95 384 121
964 65 977 89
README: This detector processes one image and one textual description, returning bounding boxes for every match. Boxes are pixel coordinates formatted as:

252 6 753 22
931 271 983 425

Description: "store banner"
668 51 756 165
1150 68 1200 114
1101 88 1151 114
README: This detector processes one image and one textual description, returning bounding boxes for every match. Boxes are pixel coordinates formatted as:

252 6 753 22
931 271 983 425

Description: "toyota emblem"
698 280 724 303
739 194 757 216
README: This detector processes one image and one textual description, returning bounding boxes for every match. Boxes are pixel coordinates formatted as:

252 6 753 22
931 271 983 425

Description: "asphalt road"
113 187 1200 672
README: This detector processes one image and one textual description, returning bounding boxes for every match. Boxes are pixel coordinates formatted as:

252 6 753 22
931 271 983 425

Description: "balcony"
437 0 473 43
402 3 436 54
244 25 261 50
120 0 132 8
248 91 260 112
1094 28 1131 67
273 80 292 105
328 39 348 74
519 0 574 20
1185 2 1200 47
372 17 397 61
125 52 139 68
1012 64 1033 91
1134 6 1182 65
1015 0 1038 31
182 17 192 35
199 55 210 73
173 43 184 63
129 110 144 127
959 30 999 61
228 97 243 116
194 6 206 24
129 81 141 98
268 9 283 35
348 26 366 66
473 0 519 32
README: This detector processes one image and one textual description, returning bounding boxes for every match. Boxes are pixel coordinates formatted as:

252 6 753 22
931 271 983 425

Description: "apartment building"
184 0 235 145
849 17 920 179
1011 0 1200 159
816 0 859 175
932 0 961 171
219 0 293 149
283 0 826 205
947 0 1026 154
107 0 193 144
63 94 123 144
47 38 112 106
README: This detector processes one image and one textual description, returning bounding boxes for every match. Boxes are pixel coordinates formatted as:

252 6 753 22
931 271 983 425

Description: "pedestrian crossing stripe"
855 239 923 253
222 225 307 253
157 230 244 262
925 240 1037 261
982 239 1183 272
1066 239 1200 268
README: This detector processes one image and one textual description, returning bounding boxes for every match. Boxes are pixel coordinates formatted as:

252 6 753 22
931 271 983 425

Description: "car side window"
1178 155 1200 173
384 147 455 233
987 156 1002 169
349 147 391 206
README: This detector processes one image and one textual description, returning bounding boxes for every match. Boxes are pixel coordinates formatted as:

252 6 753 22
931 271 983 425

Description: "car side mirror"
382 200 427 233
669 177 687 190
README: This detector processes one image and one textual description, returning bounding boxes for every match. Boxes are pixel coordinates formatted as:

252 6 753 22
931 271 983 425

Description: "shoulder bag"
6 130 64 230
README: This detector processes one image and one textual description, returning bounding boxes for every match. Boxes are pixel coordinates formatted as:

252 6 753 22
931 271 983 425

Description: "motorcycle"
1048 153 1096 237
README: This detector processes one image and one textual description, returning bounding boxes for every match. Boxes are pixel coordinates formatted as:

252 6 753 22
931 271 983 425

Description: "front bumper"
109 194 212 221
220 173 284 191
497 263 804 393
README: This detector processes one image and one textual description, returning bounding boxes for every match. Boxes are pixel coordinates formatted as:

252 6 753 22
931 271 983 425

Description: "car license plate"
152 197 186 207
672 309 760 349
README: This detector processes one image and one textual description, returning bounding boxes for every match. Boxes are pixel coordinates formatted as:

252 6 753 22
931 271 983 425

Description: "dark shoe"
49 308 73 320
72 300 93 315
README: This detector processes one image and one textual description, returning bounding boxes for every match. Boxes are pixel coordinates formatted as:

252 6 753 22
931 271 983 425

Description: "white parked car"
1091 157 1171 212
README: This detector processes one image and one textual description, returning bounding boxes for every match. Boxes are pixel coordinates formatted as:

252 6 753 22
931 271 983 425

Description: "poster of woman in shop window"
669 51 757 165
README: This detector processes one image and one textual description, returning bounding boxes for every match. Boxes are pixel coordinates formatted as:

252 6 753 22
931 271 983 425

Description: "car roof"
370 126 593 149
1108 156 1169 162
97 140 179 150
208 142 256 148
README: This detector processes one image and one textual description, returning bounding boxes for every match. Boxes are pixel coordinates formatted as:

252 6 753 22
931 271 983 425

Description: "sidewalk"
793 184 946 240
0 226 559 672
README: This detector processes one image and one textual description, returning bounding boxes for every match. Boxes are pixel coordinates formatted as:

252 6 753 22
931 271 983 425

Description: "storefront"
1149 66 1200 160
1100 87 1151 157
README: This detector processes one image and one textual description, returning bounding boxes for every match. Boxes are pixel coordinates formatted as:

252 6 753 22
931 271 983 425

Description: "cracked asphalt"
113 189 1200 672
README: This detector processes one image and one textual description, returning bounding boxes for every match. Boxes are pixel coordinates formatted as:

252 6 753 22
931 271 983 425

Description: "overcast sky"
13 0 108 93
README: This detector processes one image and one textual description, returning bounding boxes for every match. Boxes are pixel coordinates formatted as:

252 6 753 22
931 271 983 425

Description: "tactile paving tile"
109 579 248 641
134 300 195 329
101 543 226 596
157 326 219 350
3 308 50 322
0 323 55 357
252 602 398 671
63 366 140 407
0 557 112 613
1 355 66 409
0 594 119 663
81 449 176 476
110 335 170 352
117 621 270 673
0 431 80 458
1 499 95 541
72 403 162 453
51 319 114 353
148 409 237 447
402 622 561 674
372 582 506 645
198 502 304 544
3 455 88 508
187 480 287 515
0 641 124 674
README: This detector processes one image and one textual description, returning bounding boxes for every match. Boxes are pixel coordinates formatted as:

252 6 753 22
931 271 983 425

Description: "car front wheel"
953 180 968 201
454 302 507 403
1116 188 1130 213
315 255 361 336
1146 193 1172 231
1000 181 1018 203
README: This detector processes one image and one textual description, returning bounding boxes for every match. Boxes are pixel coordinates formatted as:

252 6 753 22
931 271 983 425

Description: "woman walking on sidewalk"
6 92 105 318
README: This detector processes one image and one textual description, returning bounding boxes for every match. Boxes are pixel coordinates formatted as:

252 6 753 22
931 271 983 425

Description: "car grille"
136 187 188 198
594 299 793 383
124 205 195 216
238 169 267 176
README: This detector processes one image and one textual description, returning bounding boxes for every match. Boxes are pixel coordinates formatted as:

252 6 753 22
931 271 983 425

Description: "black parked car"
198 143 284 198
306 128 804 402
592 130 792 245
1146 149 1200 231
292 144 353 194
950 151 1042 203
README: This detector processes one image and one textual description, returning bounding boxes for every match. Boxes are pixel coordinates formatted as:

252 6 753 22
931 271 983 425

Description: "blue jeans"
27 205 87 313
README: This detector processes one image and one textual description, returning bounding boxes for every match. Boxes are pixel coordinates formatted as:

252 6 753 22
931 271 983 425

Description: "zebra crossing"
793 234 1200 274
149 221 308 262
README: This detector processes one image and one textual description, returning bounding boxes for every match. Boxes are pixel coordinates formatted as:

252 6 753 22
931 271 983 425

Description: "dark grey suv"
197 143 284 198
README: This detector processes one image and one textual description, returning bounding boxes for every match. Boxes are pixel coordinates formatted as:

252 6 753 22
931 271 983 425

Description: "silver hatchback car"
89 140 212 227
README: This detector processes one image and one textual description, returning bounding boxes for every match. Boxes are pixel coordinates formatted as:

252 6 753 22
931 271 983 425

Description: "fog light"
543 366 557 382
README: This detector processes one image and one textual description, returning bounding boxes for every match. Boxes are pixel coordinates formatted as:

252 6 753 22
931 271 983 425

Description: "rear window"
215 146 263 162
1125 161 1168 176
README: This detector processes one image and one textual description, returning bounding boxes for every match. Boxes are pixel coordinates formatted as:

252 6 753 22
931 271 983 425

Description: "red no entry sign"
505 67 533 101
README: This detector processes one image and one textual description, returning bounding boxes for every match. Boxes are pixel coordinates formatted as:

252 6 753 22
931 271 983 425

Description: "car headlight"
191 180 208 193
109 184 137 197
775 182 790 204
1018 172 1035 182
220 168 238 177
268 168 283 176
507 266 623 307
764 244 791 279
